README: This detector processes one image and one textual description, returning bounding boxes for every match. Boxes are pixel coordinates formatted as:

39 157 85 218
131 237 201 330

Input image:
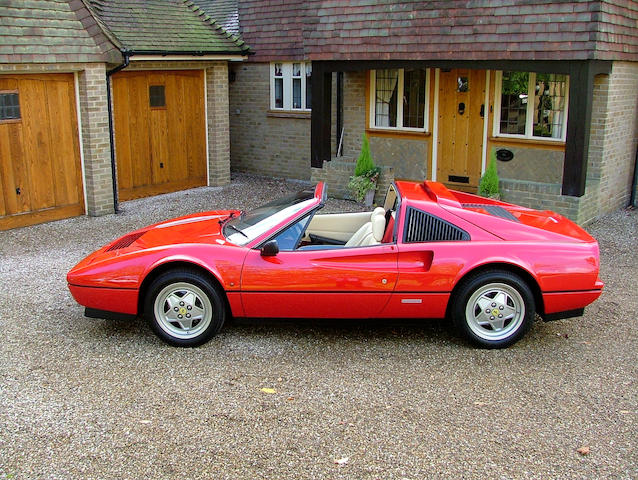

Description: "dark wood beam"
562 61 612 196
311 63 332 168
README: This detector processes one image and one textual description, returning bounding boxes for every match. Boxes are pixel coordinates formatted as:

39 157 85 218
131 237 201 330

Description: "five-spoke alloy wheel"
145 269 226 347
452 270 535 348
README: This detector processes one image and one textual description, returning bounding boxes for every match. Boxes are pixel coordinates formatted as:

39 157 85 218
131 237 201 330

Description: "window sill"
366 128 431 140
267 110 311 119
489 136 565 150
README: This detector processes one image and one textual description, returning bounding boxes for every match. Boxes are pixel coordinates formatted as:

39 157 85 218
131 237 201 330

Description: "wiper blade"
225 223 248 238
218 211 237 226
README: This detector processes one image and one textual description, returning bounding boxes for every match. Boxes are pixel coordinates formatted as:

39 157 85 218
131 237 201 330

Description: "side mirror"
260 239 279 257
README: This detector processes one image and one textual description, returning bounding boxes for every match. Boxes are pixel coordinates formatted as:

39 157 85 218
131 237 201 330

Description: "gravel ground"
1 173 636 479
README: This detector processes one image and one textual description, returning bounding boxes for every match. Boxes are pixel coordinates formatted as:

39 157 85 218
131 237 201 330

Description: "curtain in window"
375 70 398 127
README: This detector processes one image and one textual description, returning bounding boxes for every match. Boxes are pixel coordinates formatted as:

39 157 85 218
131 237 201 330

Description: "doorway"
436 69 487 192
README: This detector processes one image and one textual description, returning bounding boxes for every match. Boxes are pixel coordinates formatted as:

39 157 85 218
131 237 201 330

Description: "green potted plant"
478 150 501 200
348 134 380 206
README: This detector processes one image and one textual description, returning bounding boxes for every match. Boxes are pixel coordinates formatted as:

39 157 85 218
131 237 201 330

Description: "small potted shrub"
348 134 380 206
478 151 501 200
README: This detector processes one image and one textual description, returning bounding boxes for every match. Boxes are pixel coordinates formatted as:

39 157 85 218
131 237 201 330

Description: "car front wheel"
145 269 226 347
452 270 535 349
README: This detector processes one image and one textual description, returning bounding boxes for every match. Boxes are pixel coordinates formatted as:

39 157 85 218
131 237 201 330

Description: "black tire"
144 269 226 347
452 270 535 349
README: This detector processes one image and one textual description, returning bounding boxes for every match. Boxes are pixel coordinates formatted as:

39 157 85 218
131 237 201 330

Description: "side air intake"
105 231 146 251
404 208 469 243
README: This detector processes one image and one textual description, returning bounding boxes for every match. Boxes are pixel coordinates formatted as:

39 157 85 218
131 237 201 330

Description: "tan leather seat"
345 207 385 247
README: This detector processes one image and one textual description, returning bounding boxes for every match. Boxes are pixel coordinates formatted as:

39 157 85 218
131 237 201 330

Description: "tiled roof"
238 0 638 62
87 0 249 54
0 0 113 64
191 0 240 36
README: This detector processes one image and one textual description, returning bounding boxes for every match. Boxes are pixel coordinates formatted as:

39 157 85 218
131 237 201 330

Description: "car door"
241 244 399 318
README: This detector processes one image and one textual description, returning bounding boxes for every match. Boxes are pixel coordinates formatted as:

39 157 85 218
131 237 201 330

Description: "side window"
273 215 312 251
403 207 469 243
0 91 20 122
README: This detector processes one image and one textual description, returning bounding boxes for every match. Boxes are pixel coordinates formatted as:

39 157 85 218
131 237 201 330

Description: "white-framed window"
369 68 430 131
494 70 569 142
270 62 312 111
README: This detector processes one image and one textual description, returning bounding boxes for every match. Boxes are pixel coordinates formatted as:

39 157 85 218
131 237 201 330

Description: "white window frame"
270 62 311 112
369 68 430 132
493 70 569 142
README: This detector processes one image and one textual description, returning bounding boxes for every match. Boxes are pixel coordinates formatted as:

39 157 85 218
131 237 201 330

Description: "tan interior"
303 211 373 242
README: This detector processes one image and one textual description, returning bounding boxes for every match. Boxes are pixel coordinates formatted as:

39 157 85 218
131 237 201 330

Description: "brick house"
226 0 638 224
0 0 248 230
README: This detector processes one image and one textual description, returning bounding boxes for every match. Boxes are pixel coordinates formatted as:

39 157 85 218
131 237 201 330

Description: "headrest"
371 213 386 241
371 207 385 221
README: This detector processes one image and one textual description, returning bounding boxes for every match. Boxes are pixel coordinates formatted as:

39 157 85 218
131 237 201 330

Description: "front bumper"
68 284 139 316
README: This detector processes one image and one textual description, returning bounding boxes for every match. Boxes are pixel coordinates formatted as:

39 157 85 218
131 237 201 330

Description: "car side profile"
67 180 603 348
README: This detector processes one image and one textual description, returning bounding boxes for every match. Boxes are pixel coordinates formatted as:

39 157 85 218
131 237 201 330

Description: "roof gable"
87 0 249 54
0 0 113 64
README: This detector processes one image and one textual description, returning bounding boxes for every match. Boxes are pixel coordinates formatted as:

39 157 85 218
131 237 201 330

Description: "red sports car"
67 180 603 348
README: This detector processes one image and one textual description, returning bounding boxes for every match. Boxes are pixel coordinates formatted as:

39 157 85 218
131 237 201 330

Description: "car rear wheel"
145 269 226 347
452 270 535 349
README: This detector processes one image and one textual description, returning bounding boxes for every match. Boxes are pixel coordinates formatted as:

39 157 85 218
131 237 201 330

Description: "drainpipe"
336 72 344 157
106 52 130 213
631 146 638 208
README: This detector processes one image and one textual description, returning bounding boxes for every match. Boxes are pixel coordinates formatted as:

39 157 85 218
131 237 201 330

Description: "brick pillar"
206 62 231 186
77 64 114 216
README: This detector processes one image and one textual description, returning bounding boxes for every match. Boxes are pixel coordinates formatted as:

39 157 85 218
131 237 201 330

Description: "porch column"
311 62 332 168
77 64 115 216
206 62 231 186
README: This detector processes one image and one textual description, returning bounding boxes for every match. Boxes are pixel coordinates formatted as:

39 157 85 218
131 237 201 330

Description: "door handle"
480 104 485 118
458 102 465 115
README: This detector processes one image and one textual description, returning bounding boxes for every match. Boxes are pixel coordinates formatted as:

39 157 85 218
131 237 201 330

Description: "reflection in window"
497 71 568 140
499 71 529 135
403 69 426 128
292 63 302 109
457 76 469 92
372 69 428 130
149 85 166 108
270 62 311 111
0 92 20 121
533 74 567 138
274 63 283 109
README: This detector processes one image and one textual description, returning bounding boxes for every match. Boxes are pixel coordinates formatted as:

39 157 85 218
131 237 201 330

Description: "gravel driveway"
1 173 636 479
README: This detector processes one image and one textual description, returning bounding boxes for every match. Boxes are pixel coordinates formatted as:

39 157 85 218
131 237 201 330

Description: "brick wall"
586 61 638 219
78 63 114 216
228 62 311 180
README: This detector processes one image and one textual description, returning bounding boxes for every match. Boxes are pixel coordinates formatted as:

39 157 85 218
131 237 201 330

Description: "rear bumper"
542 288 603 316
68 284 138 315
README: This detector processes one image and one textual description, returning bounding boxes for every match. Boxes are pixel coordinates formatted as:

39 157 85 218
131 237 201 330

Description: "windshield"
224 188 317 245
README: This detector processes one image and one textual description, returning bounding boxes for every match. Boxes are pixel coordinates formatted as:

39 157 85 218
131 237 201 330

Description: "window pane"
149 85 165 108
533 73 567 138
403 69 426 128
0 92 20 120
375 69 398 127
274 63 282 76
292 63 301 77
292 78 301 109
274 78 283 108
305 63 312 109
500 71 528 135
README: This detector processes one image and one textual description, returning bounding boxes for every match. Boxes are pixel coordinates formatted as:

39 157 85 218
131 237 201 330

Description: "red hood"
131 210 239 249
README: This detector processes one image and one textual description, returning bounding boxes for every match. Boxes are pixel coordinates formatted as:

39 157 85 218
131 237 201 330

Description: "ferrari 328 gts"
67 181 603 348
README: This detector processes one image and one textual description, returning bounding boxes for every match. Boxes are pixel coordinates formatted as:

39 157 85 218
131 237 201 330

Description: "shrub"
479 151 500 199
354 133 375 176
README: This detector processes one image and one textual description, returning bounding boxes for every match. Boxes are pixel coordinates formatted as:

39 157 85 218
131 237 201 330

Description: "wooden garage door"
112 70 207 201
0 73 84 230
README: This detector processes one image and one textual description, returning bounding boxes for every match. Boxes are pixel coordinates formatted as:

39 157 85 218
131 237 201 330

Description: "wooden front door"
0 74 84 230
112 70 207 201
437 69 486 192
